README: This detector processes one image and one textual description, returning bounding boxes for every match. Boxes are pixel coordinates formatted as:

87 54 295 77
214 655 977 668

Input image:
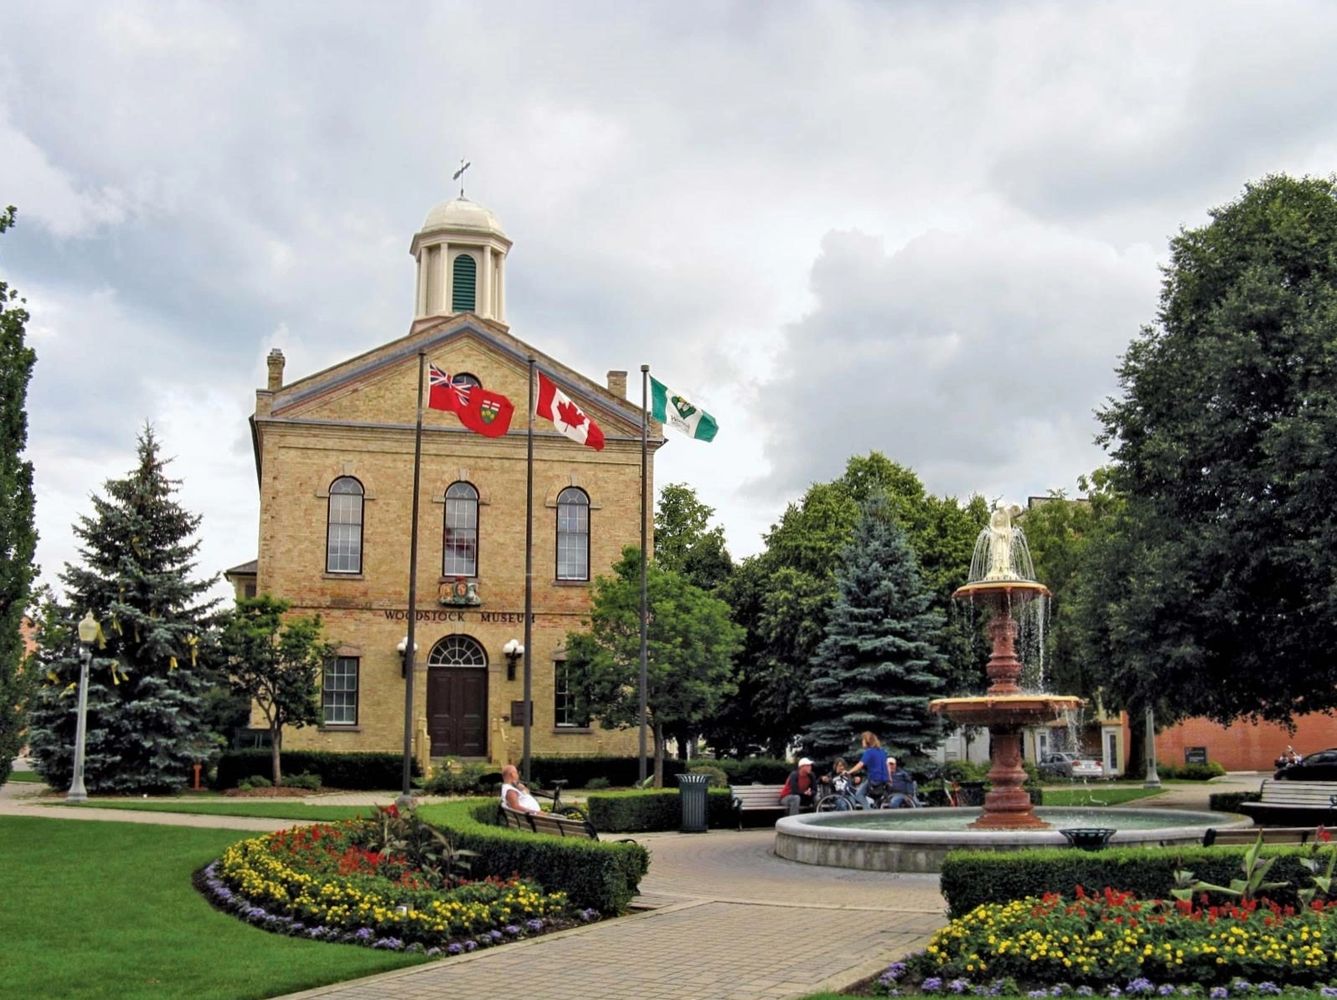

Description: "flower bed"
202 809 594 954
887 887 1337 996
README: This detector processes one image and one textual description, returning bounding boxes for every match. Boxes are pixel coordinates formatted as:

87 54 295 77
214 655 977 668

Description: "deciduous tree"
565 547 741 785
217 595 331 786
0 206 37 787
1090 175 1337 725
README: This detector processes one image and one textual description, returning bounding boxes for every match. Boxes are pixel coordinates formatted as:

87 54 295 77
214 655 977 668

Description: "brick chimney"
606 370 628 398
267 349 285 391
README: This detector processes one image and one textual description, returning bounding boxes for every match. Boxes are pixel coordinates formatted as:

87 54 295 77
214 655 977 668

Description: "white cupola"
410 195 511 322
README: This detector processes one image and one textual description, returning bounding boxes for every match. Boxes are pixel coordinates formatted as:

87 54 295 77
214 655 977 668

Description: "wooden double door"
427 666 488 757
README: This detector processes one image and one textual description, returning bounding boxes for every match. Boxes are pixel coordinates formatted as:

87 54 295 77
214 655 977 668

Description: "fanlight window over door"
428 634 487 668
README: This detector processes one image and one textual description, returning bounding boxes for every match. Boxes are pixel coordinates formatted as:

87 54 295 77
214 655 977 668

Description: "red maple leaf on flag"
556 399 585 428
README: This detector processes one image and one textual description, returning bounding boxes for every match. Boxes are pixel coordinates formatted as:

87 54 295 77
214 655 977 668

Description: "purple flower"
446 942 463 955
425 947 442 957
1158 988 1175 997
504 924 522 937
1107 990 1122 999
353 927 374 942
488 929 504 942
880 963 908 985
463 940 477 952
526 918 544 933
579 908 600 922
1127 980 1155 996
1076 989 1095 998
949 980 970 995
1210 990 1228 999
1030 991 1050 998
1256 986 1280 997
306 926 326 939
923 978 944 993
372 937 404 950
1320 989 1337 999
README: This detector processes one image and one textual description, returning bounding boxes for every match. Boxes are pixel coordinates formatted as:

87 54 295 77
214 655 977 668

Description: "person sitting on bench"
500 764 541 814
780 757 818 816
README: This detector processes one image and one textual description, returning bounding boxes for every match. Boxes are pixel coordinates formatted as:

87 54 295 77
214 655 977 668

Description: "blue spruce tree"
802 496 950 763
27 427 219 793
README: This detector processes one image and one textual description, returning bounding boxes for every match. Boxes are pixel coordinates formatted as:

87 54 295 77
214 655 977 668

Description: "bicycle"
530 779 590 822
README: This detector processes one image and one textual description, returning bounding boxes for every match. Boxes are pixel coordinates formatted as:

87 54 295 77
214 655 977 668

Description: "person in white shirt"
500 764 541 814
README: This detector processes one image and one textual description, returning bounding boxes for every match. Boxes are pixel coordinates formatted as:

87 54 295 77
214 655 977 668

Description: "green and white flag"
650 376 718 442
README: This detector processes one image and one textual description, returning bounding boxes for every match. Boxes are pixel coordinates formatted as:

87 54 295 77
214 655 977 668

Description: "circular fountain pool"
774 807 1251 873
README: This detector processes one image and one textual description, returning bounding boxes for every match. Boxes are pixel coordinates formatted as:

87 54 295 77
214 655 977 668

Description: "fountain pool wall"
773 807 1252 873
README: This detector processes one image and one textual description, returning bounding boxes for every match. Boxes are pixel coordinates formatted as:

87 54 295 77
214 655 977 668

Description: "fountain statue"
929 505 1080 830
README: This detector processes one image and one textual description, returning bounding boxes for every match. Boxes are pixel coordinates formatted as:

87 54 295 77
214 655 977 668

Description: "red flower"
1318 825 1332 843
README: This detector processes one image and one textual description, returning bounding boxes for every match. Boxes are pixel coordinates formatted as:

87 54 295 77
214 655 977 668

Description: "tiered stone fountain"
929 504 1079 829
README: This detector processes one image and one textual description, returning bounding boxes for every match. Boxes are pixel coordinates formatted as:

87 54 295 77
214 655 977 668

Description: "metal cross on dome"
452 158 471 198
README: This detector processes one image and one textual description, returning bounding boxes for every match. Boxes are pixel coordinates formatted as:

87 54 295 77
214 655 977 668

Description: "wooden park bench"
730 784 787 827
500 806 599 840
1238 780 1337 827
1202 825 1320 847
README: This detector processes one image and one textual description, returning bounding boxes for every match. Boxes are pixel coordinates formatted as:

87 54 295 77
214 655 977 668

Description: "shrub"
1210 790 1262 813
238 775 272 791
215 750 421 790
1157 759 1228 780
584 789 735 832
940 844 1320 918
286 772 321 791
585 777 611 790
421 762 495 796
415 799 649 914
687 765 728 788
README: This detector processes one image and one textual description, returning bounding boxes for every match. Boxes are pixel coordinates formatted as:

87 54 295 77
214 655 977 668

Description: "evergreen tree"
0 206 37 787
802 496 951 763
27 427 219 793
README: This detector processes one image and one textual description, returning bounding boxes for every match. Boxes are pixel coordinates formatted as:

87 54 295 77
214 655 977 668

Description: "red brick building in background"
1156 714 1337 771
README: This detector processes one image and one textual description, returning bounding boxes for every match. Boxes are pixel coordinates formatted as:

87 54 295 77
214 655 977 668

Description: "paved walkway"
0 772 1270 1000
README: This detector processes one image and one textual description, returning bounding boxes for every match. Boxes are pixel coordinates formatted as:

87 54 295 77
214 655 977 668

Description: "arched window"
452 253 477 312
556 487 590 581
443 481 479 577
326 477 364 573
428 634 487 668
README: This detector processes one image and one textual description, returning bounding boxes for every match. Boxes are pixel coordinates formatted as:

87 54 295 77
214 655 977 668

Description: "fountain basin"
773 807 1251 873
930 694 1081 727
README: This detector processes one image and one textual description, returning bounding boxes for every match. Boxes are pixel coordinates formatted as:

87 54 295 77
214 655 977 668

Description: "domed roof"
419 197 506 237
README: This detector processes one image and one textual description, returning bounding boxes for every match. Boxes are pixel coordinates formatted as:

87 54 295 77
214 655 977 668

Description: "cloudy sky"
6 1 1337 601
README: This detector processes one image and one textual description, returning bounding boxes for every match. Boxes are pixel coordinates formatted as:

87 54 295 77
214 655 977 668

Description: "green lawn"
7 769 44 782
1038 785 1163 807
68 798 378 821
0 815 425 999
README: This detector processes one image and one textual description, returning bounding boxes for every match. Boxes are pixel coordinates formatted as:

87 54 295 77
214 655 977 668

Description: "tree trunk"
1126 708 1146 780
653 724 665 788
271 727 283 787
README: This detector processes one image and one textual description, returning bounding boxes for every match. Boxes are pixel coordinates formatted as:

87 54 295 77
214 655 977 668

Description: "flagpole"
399 350 426 807
639 364 650 786
522 356 535 783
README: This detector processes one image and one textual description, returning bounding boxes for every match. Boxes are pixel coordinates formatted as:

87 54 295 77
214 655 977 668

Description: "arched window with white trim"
326 477 364 573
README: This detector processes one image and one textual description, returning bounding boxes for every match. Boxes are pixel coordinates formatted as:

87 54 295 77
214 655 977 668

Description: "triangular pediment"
264 315 644 438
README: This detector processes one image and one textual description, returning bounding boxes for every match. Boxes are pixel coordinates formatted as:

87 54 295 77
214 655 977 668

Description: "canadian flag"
536 371 605 451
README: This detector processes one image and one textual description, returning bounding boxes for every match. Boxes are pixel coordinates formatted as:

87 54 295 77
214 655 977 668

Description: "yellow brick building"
227 194 659 768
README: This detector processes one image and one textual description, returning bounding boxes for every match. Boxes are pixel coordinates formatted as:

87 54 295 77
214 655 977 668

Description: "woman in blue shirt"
847 731 890 808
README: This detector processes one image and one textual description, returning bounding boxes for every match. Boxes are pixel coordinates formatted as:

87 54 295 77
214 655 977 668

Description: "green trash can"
677 773 710 833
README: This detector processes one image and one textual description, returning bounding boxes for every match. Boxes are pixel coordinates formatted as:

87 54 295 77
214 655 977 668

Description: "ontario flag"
536 371 605 451
428 364 515 438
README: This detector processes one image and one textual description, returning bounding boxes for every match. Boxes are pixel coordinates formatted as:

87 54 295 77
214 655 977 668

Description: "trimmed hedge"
523 754 790 788
1156 760 1227 780
215 749 421 790
585 788 735 832
1210 789 1261 813
940 844 1319 918
416 798 649 914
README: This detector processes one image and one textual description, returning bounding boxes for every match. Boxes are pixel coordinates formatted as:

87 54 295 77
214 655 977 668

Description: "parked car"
1038 752 1105 780
1275 748 1337 781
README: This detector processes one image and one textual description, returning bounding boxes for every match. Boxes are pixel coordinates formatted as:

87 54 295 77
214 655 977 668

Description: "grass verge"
0 815 425 999
6 770 44 783
1038 785 1163 807
66 799 376 821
